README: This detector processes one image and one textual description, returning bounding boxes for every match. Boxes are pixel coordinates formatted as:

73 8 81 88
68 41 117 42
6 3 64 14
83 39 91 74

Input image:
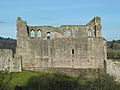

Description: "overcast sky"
0 0 120 40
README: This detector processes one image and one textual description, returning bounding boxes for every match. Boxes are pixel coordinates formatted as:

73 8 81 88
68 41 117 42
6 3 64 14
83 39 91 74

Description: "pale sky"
0 0 120 40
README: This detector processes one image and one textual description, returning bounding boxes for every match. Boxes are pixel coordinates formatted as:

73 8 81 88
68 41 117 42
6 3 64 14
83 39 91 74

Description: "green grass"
1 70 120 90
9 71 39 88
107 49 120 59
5 71 77 90
8 71 56 90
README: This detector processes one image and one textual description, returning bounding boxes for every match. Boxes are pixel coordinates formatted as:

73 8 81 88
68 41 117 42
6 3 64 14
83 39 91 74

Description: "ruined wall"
0 49 21 72
16 17 106 71
10 55 22 72
106 60 120 81
0 49 12 71
21 37 106 70
86 16 101 37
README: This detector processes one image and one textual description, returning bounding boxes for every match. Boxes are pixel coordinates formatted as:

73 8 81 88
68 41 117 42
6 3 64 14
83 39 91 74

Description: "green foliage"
0 36 15 40
23 72 120 90
91 73 120 90
0 71 12 90
8 71 41 90
0 71 120 90
107 39 120 59
107 49 120 60
0 36 16 54
24 74 80 90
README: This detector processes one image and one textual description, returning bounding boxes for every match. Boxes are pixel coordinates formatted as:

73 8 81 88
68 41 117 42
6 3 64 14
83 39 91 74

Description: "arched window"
38 30 42 39
30 30 35 38
88 29 92 37
65 30 72 37
47 32 51 40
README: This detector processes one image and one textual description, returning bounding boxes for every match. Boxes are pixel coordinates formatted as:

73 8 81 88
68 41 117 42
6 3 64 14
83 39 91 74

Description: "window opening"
88 30 92 37
47 32 51 40
72 49 74 54
31 30 35 38
38 30 42 38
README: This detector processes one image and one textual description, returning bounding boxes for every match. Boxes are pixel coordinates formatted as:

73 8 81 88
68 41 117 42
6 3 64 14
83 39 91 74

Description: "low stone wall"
106 60 120 81
0 49 22 72
0 49 12 71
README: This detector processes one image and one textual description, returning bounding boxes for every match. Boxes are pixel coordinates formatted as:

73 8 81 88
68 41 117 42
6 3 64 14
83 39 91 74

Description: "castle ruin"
0 17 107 74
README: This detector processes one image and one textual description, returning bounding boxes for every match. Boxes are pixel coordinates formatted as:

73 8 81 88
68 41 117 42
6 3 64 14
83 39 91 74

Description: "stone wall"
0 17 107 75
0 49 21 72
0 49 12 71
106 60 120 81
10 55 22 72
19 37 106 70
16 17 106 71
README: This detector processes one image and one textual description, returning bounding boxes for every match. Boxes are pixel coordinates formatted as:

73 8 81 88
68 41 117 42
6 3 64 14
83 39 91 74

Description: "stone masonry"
0 49 12 71
16 17 107 71
0 17 107 74
0 49 21 72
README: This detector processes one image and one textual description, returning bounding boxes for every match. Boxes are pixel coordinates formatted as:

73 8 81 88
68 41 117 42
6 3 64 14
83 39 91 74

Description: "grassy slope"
2 70 119 90
8 71 77 90
10 71 40 88
9 71 51 90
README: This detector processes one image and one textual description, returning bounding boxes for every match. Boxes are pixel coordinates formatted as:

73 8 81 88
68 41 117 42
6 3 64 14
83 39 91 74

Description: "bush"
0 71 12 90
24 73 81 90
107 50 120 60
91 73 120 90
23 72 120 90
1 71 120 90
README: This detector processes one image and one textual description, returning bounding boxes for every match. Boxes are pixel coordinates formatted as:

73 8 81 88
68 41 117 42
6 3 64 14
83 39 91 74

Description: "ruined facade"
0 49 21 72
15 16 107 72
0 17 107 74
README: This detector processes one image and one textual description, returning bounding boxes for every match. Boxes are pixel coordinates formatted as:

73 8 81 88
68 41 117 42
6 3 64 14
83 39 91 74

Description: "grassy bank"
0 70 120 90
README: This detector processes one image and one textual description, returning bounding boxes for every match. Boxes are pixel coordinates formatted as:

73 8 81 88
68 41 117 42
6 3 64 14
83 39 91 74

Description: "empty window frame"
88 29 92 37
38 30 42 39
30 30 35 38
72 49 74 54
65 30 72 37
47 32 51 40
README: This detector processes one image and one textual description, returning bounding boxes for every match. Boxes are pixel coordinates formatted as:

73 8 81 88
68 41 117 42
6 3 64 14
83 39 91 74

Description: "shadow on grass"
23 73 82 90
15 72 120 90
